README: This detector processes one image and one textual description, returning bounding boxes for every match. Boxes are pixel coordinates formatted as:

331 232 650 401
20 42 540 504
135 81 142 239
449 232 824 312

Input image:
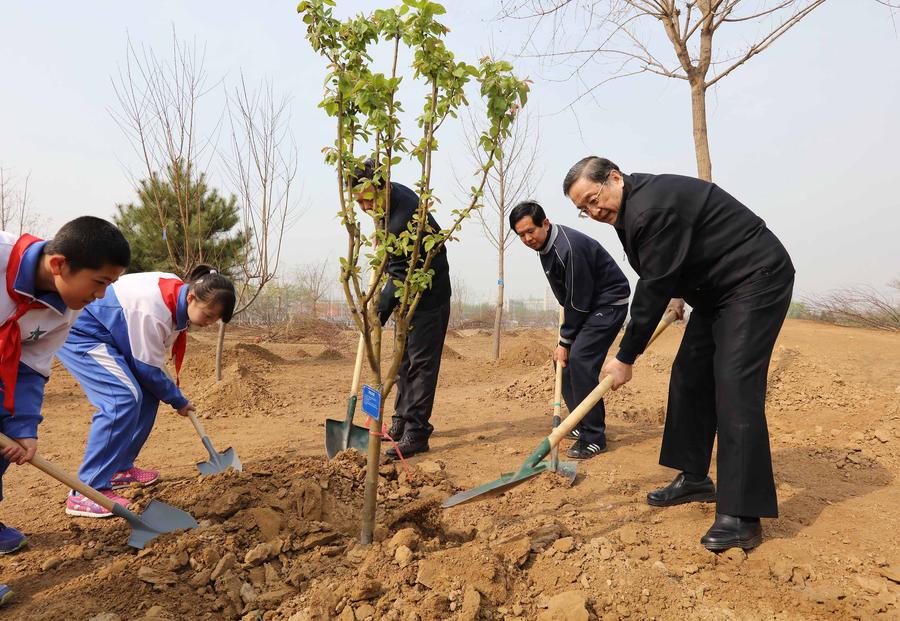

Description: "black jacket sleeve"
616 208 690 363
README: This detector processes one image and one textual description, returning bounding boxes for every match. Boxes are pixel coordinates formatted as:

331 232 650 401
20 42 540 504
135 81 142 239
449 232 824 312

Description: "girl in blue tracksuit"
56 265 235 518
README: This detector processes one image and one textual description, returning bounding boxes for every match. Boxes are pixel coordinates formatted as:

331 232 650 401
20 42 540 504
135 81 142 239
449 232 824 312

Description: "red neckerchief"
1 234 47 414
158 277 187 387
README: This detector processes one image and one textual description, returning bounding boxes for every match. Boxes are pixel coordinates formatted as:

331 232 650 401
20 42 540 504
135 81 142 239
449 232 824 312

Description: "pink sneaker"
110 466 160 489
65 490 130 519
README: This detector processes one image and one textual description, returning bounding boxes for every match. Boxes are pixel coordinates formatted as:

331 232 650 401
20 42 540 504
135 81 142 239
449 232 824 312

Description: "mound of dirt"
233 342 286 365
442 343 462 359
35 453 503 621
267 316 345 345
192 361 274 418
498 341 553 368
494 362 554 404
316 347 344 361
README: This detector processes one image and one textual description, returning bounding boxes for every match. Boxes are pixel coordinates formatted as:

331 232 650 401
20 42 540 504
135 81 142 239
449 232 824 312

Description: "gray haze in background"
2 1 898 303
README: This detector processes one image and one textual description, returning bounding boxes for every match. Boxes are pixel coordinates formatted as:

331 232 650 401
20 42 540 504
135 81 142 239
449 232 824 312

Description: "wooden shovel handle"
553 307 564 417
548 310 677 448
349 267 380 398
186 410 207 439
0 432 116 512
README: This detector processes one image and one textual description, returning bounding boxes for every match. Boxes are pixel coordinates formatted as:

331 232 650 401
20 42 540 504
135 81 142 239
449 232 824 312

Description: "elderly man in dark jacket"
563 156 794 552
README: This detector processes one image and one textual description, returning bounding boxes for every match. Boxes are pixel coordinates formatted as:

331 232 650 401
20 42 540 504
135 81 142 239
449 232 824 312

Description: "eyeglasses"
576 183 606 219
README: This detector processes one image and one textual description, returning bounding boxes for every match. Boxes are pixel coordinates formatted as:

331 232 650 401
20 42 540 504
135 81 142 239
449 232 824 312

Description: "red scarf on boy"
158 277 187 387
1 234 46 414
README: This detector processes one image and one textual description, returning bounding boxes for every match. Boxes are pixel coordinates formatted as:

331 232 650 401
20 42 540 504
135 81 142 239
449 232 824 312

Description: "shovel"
550 307 577 484
325 331 371 459
186 410 242 475
0 433 198 549
442 310 677 508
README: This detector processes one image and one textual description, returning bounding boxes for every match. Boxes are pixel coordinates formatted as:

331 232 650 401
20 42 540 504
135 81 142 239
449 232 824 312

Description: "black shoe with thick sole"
565 428 580 442
646 473 716 507
700 513 763 551
385 436 430 459
386 417 406 441
566 440 606 459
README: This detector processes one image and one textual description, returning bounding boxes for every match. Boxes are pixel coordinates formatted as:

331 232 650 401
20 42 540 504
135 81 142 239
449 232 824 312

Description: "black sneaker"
565 428 580 442
386 435 430 459
566 440 606 459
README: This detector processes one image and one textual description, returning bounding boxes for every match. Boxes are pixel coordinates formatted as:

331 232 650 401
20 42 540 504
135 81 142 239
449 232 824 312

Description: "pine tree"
114 162 247 275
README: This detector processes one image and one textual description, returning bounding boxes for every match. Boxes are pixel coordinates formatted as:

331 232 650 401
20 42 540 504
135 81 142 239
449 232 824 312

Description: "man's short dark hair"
563 156 620 196
44 216 131 273
509 201 547 231
346 158 385 190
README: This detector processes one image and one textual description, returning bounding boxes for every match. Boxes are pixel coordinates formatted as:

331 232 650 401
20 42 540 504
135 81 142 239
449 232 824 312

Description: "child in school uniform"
56 265 235 518
0 217 130 607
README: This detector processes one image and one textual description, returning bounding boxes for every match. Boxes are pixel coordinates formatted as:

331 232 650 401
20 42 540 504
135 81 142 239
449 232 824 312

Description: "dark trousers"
661 272 794 518
393 301 451 439
561 305 627 445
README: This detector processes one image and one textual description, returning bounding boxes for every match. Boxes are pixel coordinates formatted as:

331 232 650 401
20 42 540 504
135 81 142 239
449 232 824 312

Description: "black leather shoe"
700 513 762 551
386 417 405 441
566 439 607 459
385 435 430 459
646 473 716 507
565 428 580 441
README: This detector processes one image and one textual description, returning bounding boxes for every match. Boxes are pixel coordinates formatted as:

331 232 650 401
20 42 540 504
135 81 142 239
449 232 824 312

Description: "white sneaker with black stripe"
566 439 607 459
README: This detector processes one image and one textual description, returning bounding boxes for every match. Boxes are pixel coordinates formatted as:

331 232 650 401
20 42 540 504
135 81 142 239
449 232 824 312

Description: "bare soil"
1 319 898 620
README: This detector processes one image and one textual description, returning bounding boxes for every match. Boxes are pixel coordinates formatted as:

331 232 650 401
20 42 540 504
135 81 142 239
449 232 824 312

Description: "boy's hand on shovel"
602 358 632 390
176 402 196 417
2 437 37 465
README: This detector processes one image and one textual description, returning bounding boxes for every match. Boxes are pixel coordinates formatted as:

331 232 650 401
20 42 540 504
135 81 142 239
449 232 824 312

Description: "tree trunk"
492 248 504 360
689 80 713 181
215 321 226 381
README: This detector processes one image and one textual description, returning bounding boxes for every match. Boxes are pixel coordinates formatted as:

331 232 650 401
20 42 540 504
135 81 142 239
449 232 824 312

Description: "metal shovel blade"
197 438 242 475
442 460 553 508
553 460 578 486
113 499 199 550
325 395 369 459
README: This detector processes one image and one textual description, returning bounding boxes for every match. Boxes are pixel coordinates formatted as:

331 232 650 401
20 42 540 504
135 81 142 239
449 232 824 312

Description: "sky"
2 1 898 303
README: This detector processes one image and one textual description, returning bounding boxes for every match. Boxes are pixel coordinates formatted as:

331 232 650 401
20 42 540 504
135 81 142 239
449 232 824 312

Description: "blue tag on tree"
361 384 381 421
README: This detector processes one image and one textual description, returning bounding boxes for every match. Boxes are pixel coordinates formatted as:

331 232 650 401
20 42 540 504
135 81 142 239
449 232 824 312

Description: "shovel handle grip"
349 333 366 396
186 410 207 439
0 432 116 512
547 310 677 449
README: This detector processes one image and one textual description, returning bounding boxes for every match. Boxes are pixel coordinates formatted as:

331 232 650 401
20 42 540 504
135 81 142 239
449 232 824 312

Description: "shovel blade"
441 460 552 508
114 500 199 550
197 446 242 475
553 460 578 486
324 418 369 459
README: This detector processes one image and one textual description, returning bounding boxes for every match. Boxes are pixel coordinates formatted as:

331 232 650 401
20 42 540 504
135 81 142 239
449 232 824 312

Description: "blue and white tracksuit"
56 272 189 490
0 232 81 502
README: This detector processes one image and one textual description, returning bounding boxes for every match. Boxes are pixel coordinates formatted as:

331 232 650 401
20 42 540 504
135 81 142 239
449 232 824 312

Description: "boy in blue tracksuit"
0 217 130 607
56 265 235 518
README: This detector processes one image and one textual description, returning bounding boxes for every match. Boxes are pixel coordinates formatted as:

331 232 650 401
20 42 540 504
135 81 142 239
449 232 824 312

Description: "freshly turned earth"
1 319 898 619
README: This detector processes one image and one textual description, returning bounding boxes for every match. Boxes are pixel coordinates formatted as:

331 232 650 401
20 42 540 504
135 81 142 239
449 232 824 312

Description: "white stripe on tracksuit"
87 344 139 400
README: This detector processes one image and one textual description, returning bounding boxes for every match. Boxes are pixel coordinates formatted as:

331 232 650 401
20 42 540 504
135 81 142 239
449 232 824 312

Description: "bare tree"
805 279 900 332
217 74 299 378
111 29 221 273
458 110 540 358
0 166 43 236
451 274 470 327
503 1 831 180
297 258 330 318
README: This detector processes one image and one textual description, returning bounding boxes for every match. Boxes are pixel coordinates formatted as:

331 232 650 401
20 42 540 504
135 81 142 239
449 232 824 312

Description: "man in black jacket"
510 201 630 458
563 156 794 552
352 161 451 458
